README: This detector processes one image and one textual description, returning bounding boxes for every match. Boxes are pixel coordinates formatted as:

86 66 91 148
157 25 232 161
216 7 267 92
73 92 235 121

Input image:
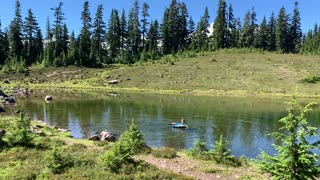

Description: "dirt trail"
137 154 267 180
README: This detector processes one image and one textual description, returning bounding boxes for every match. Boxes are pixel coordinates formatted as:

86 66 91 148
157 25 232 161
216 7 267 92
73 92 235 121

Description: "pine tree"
23 9 40 65
67 31 78 65
226 3 236 48
107 9 121 63
141 2 150 50
259 97 320 179
249 7 257 47
0 19 9 65
51 2 65 66
193 6 210 51
187 16 195 48
290 1 302 53
120 9 127 56
276 6 289 53
212 0 227 50
79 1 92 66
254 16 268 50
9 0 24 62
34 28 43 64
91 4 106 66
161 9 171 54
266 12 276 51
240 11 250 47
177 2 189 50
147 20 159 54
127 0 140 59
43 17 53 66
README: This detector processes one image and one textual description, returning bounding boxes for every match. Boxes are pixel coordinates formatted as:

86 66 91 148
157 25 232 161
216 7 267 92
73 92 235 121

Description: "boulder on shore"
45 95 53 102
108 80 119 84
87 131 116 142
100 131 116 142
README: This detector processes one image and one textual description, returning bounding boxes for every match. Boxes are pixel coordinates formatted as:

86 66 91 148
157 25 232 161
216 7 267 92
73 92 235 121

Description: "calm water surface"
19 91 320 158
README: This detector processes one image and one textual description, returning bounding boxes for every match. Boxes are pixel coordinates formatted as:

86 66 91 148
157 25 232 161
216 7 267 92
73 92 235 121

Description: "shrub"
208 135 241 167
6 113 33 147
100 119 149 173
302 75 320 83
259 96 320 179
186 139 208 159
46 146 74 174
151 147 177 159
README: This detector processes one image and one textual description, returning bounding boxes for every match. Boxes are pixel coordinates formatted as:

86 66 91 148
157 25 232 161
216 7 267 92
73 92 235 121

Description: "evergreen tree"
79 1 92 66
91 4 106 66
259 97 320 179
266 12 276 51
34 28 43 64
187 16 195 47
147 20 159 54
212 0 227 50
141 2 150 50
23 9 40 65
254 16 268 50
193 6 210 51
240 11 250 47
9 0 24 61
241 7 256 48
62 23 69 64
127 0 140 59
226 3 236 48
177 2 189 50
67 31 78 65
43 17 53 66
0 20 9 65
51 2 65 66
120 9 127 55
290 1 302 53
107 9 121 63
249 7 257 47
161 9 171 54
276 6 289 53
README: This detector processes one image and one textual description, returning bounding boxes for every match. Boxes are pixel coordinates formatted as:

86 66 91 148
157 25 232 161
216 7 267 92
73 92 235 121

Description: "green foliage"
100 119 149 173
259 96 320 180
46 146 74 174
151 147 177 159
6 112 33 147
302 75 320 83
208 135 241 167
186 139 208 159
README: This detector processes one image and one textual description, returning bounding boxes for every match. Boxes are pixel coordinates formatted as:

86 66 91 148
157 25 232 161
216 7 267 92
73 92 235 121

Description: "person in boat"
181 117 186 124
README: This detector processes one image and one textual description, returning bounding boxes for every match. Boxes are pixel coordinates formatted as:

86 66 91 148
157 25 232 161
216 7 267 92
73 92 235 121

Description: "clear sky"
0 0 319 36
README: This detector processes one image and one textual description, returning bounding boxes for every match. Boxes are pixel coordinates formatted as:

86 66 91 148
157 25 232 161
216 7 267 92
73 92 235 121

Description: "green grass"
2 52 320 97
0 117 191 179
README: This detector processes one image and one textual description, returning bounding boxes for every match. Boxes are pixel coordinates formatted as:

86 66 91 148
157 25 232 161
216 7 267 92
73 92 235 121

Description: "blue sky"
0 0 318 36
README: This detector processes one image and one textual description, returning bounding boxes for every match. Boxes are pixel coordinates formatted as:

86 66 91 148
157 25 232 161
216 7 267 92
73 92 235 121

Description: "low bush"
302 75 320 83
5 113 33 147
207 135 242 167
100 119 150 173
46 146 74 174
186 139 208 159
151 147 177 159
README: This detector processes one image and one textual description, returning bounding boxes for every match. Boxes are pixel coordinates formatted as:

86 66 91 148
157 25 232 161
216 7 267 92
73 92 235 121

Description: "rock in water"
45 95 53 102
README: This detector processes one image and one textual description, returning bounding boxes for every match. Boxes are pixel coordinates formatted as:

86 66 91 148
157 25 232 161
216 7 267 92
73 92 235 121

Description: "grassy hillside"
2 51 320 97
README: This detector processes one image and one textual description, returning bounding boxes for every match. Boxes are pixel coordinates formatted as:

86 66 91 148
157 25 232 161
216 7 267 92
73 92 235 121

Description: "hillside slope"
1 52 320 97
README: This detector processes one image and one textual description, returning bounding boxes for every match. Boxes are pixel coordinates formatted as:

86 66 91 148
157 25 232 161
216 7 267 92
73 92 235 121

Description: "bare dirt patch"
137 154 268 180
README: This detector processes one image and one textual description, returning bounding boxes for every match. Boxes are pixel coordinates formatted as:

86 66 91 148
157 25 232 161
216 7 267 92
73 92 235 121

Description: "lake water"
18 90 320 158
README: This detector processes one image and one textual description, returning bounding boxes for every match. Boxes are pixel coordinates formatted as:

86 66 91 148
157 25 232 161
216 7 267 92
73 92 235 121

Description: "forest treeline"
0 0 318 71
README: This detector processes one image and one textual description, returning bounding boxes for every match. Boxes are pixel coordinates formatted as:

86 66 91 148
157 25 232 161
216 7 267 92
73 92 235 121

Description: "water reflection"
20 91 320 158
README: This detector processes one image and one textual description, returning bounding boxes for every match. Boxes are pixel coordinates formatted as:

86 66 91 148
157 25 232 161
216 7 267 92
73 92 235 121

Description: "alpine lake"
11 89 320 159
